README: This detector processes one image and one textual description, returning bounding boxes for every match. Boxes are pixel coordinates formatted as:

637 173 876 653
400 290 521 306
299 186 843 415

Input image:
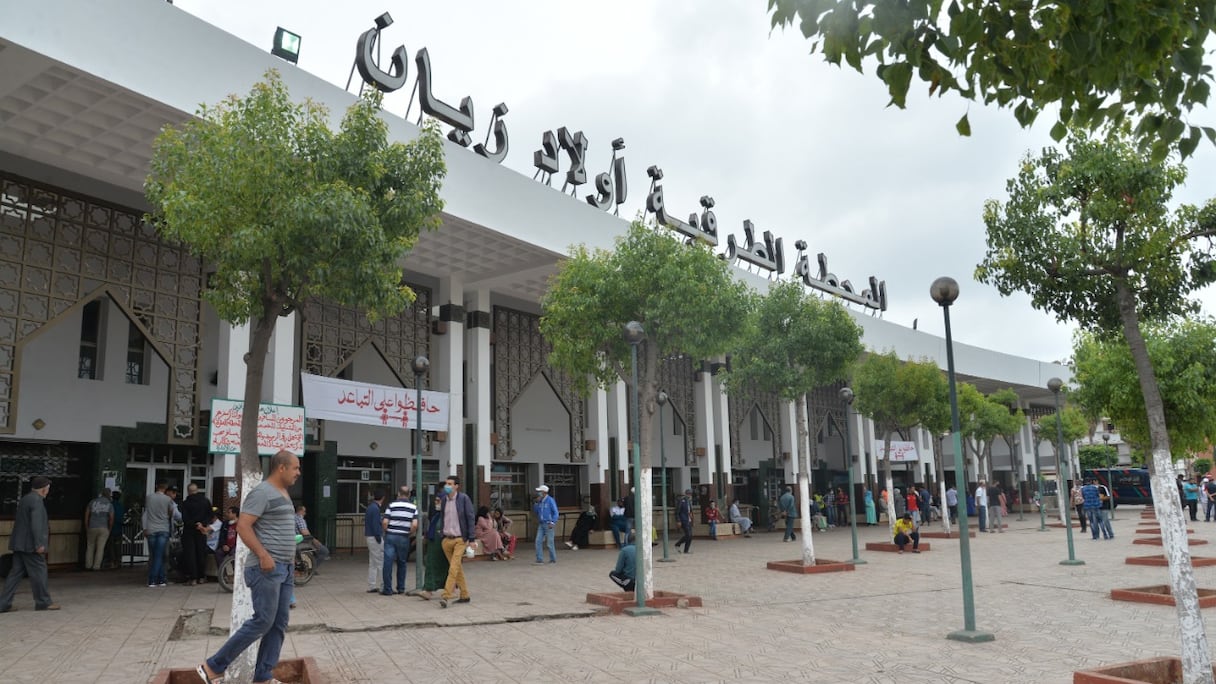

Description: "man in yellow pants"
434 475 476 608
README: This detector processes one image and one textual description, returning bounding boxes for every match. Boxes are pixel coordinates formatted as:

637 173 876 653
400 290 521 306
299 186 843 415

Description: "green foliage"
1078 445 1118 471
724 280 863 401
766 0 1216 159
145 70 447 325
1071 320 1216 455
976 132 1216 333
1193 458 1213 477
1040 406 1089 451
540 221 751 395
853 352 949 437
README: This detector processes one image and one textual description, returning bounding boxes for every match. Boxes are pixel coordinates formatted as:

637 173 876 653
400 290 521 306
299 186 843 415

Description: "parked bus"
1083 468 1152 507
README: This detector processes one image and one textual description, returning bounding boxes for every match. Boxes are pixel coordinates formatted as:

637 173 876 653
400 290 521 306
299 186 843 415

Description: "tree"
977 132 1216 683
1195 459 1214 478
723 280 863 566
145 71 445 677
765 0 1216 160
1078 445 1119 472
540 221 750 596
1072 321 1216 456
957 383 1005 481
853 352 949 538
988 388 1028 509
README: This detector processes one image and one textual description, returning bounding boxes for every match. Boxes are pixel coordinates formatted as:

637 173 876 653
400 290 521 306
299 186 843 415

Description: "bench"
865 541 932 552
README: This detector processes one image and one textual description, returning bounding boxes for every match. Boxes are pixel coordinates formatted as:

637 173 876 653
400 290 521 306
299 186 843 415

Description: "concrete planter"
865 542 932 552
1109 585 1216 608
1074 657 1216 683
920 530 976 539
1135 527 1193 534
151 658 324 684
1125 555 1216 567
1133 536 1208 546
585 590 703 615
766 558 856 574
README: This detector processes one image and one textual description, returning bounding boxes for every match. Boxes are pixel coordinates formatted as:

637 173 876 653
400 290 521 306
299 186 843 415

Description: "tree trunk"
937 435 951 535
883 433 896 539
638 341 659 599
1116 282 1212 684
227 313 277 682
796 396 815 565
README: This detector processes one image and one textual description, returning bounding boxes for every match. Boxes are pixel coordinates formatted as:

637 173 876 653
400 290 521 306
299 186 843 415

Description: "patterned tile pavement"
2 509 1216 683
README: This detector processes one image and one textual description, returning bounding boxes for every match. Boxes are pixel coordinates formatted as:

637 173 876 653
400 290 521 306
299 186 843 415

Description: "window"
545 464 581 508
490 462 530 511
78 300 102 380
336 457 393 515
125 320 148 385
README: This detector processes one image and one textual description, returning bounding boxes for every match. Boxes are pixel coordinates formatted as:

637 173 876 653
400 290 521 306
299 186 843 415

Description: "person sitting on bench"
894 512 920 554
609 533 636 592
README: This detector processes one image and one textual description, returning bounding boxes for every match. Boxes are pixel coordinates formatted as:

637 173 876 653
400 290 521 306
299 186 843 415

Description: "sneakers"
564 541 574 549
439 598 449 608
157 582 167 587
35 604 60 611
456 597 471 604
571 545 579 550
533 560 545 565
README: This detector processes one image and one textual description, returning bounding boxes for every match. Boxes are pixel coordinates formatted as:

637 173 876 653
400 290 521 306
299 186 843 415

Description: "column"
781 400 797 483
609 379 628 486
694 361 716 489
712 368 733 504
214 321 249 509
587 384 612 519
464 289 492 506
263 313 296 405
434 277 466 493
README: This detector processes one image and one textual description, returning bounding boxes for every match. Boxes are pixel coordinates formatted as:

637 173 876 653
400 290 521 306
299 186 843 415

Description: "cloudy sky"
173 0 1216 365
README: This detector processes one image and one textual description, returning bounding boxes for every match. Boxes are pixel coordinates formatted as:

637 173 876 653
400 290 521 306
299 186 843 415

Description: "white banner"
209 399 305 456
874 439 920 462
300 373 449 431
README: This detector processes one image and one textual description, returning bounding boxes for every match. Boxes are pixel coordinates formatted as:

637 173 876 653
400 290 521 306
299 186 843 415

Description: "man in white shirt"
975 481 989 532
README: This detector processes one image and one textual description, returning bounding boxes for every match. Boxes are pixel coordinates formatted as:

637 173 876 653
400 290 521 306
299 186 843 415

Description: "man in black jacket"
180 483 213 585
0 476 57 612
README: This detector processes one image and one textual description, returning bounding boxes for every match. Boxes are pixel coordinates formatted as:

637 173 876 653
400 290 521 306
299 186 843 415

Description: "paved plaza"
2 509 1214 683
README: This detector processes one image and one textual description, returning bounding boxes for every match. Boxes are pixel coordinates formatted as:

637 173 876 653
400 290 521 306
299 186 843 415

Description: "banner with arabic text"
209 399 305 455
300 373 449 431
873 440 920 462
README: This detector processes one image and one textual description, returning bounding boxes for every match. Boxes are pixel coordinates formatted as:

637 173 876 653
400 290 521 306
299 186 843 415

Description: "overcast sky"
173 0 1216 365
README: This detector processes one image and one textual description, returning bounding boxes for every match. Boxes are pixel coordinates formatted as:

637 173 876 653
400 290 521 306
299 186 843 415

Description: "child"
705 500 720 539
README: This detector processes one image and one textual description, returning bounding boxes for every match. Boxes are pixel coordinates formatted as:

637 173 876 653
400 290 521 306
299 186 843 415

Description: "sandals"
195 664 222 684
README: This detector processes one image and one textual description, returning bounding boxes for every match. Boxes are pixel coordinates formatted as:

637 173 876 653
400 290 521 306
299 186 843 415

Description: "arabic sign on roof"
300 373 449 432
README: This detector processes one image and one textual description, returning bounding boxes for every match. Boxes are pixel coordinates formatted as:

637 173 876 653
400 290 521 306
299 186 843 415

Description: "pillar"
435 277 466 495
464 289 492 505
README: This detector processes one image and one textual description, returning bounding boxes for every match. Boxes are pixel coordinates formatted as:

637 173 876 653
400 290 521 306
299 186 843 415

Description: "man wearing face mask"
433 476 475 609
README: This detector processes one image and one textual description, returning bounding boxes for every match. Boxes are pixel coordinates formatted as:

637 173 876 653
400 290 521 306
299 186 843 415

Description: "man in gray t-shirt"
84 488 113 570
198 450 301 684
143 482 175 587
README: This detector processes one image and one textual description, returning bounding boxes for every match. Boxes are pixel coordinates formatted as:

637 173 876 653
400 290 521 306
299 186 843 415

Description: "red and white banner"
209 399 305 456
300 373 449 431
874 440 920 462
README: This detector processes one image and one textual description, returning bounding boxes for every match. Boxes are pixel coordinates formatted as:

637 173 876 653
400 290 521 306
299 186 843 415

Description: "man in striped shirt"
381 486 418 596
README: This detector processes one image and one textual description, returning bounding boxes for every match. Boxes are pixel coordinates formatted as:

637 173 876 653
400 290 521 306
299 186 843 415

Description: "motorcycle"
218 542 316 593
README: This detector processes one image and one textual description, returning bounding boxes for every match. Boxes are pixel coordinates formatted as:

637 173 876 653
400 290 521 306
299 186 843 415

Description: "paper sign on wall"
209 399 305 456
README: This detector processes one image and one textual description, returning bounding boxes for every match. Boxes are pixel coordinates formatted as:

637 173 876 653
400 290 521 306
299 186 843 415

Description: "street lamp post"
1032 422 1047 532
839 387 865 565
657 391 674 563
1013 437 1024 521
623 321 659 617
930 277 994 643
1103 432 1115 521
1049 377 1084 566
411 355 429 593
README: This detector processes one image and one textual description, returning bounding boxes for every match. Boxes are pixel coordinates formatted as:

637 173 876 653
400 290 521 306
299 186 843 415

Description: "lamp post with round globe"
1049 377 1084 566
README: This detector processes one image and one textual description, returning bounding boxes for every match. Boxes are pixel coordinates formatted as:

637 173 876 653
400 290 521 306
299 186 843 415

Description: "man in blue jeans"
381 486 418 595
196 450 301 684
143 481 175 587
533 484 559 564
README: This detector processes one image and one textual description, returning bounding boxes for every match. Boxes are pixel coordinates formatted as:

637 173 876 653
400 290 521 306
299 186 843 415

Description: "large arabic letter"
558 127 588 188
773 236 785 275
415 48 475 146
645 181 665 217
354 14 408 93
816 252 840 288
612 154 627 206
474 102 509 163
725 233 740 261
533 130 559 179
699 196 717 240
586 171 614 210
794 252 812 285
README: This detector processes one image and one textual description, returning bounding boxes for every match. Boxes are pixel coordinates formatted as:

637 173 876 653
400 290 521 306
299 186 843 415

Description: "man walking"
180 483 212 585
196 450 301 684
945 485 958 524
974 481 989 532
533 484 559 564
1082 477 1114 540
84 487 114 571
779 486 797 542
364 490 385 593
381 486 418 595
987 481 1005 533
0 476 57 612
144 481 174 587
435 475 475 608
676 489 693 553
1205 477 1216 522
